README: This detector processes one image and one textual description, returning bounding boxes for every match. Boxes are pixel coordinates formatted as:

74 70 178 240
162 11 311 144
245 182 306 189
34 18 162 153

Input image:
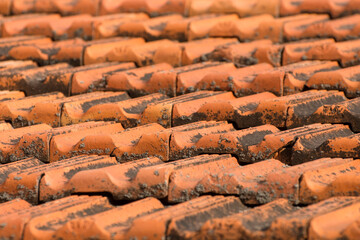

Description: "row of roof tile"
0 153 359 207
1 89 359 132
2 58 360 99
1 13 360 42
0 192 359 239
1 0 360 18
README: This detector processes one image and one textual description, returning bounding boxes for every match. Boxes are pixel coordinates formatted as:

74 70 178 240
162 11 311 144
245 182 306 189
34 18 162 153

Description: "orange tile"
117 14 183 40
0 195 98 239
105 63 174 97
304 39 360 67
0 35 52 61
65 156 164 199
0 199 32 218
77 93 168 128
39 155 118 202
23 196 114 240
192 159 285 198
234 90 347 129
34 62 132 96
239 157 352 204
0 90 24 101
54 198 164 240
254 124 353 165
71 62 135 94
0 155 117 204
169 124 278 161
313 134 360 159
20 121 113 162
188 0 280 17
173 92 276 126
11 0 100 15
180 38 238 65
124 196 245 240
255 38 336 67
187 14 239 41
198 199 294 240
99 39 182 67
282 14 330 41
0 126 55 163
284 61 340 95
209 39 273 67
309 98 360 132
0 63 71 95
0 92 64 127
0 0 11 15
1 13 60 37
0 60 37 70
175 62 237 94
59 92 130 126
300 160 360 204
93 13 150 39
23 14 93 40
99 0 187 16
306 65 360 98
8 38 85 66
285 14 360 41
49 122 124 162
140 91 235 128
308 201 360 239
82 37 145 65
280 0 357 18
0 157 43 185
167 196 247 239
269 196 360 240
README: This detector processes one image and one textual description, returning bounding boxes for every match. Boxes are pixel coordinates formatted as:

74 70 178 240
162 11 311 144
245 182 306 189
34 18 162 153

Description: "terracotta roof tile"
105 63 174 97
308 200 360 239
82 37 145 65
23 195 114 239
123 195 245 240
187 0 280 17
0 92 64 127
11 0 100 15
75 93 169 128
116 14 184 40
234 90 347 129
0 63 71 94
71 62 135 94
54 198 164 239
238 157 353 204
303 39 360 67
0 198 32 218
20 121 116 162
49 122 124 162
0 124 54 163
269 196 360 240
198 199 295 239
0 36 52 61
308 97 360 132
0 14 60 37
299 160 360 204
93 13 150 39
0 155 117 203
0 195 100 239
99 0 187 16
140 91 235 127
306 65 360 97
280 0 360 18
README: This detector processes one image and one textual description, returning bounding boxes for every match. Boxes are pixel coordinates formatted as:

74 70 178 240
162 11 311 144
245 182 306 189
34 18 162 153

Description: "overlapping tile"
1 1 360 239
0 155 117 203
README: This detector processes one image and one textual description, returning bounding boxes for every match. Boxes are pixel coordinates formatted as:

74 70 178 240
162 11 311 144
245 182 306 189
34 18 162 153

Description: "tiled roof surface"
0 0 360 239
